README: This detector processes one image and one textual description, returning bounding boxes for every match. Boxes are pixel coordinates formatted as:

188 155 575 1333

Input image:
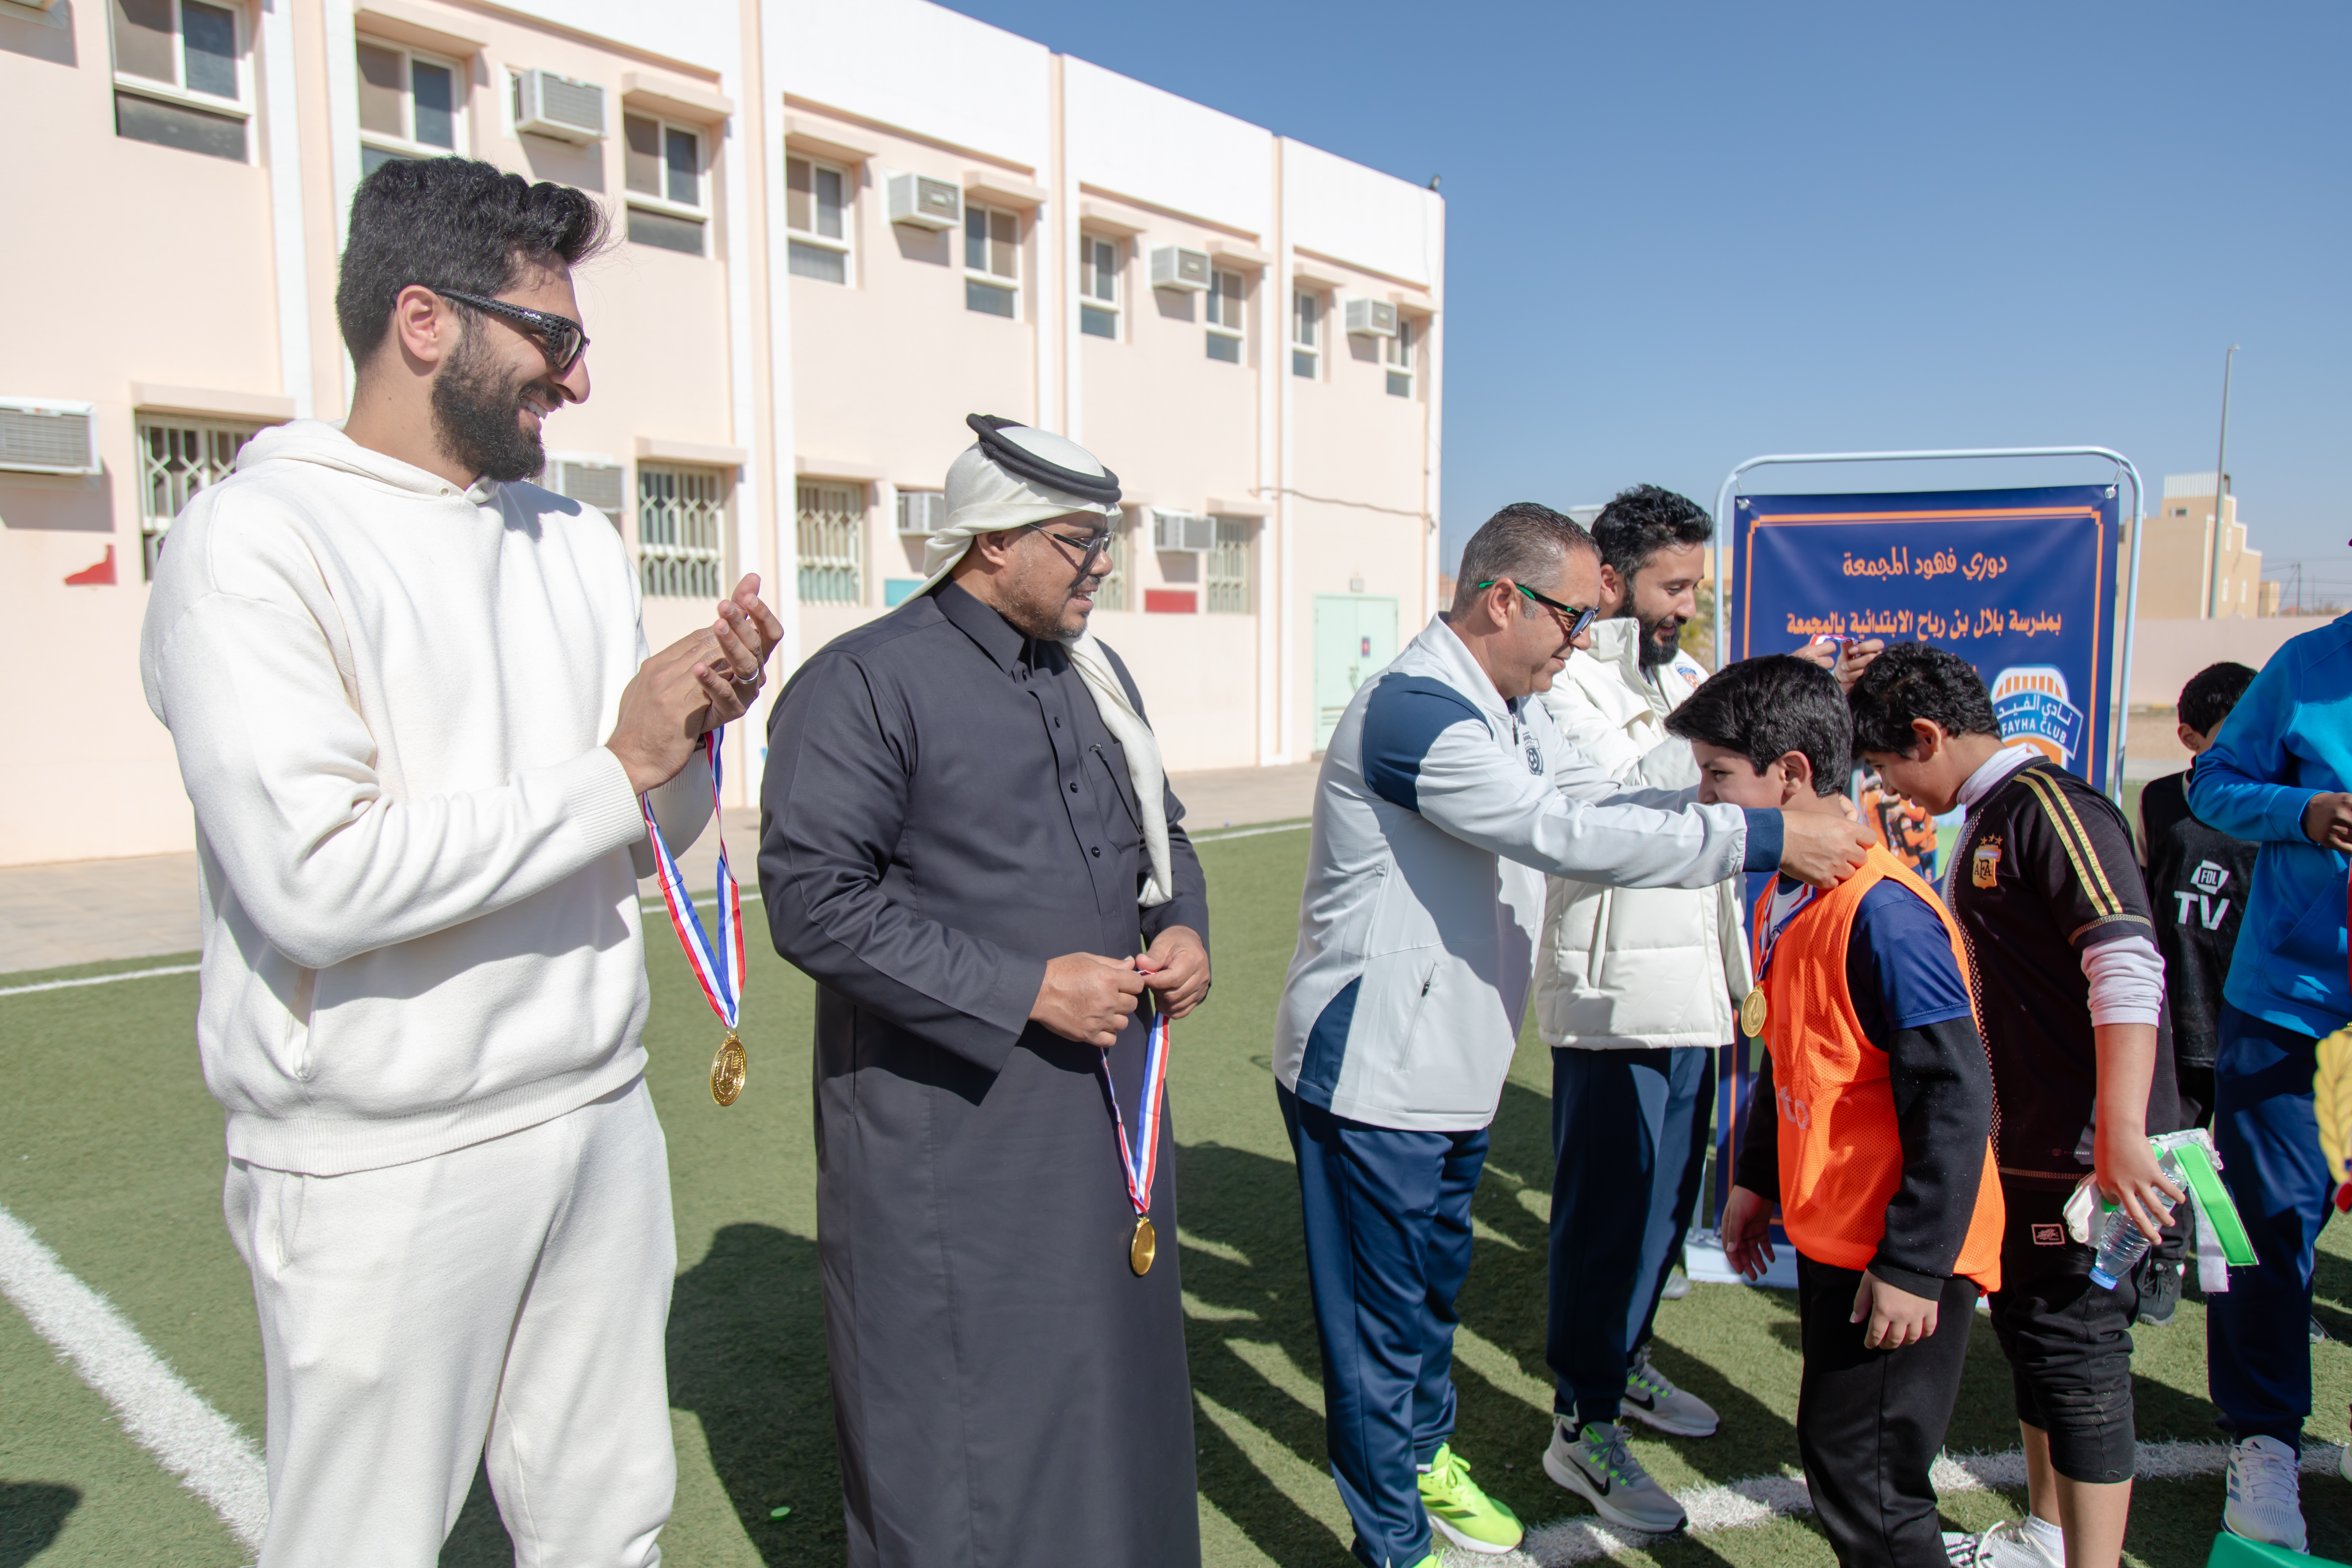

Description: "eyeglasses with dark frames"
1024 520 1116 575
1476 579 1600 641
429 288 591 374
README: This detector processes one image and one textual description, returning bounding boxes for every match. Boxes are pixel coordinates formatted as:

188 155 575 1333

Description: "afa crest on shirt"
1972 837 2003 889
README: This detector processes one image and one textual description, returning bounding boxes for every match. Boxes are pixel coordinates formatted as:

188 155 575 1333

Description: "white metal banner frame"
1712 448 2147 802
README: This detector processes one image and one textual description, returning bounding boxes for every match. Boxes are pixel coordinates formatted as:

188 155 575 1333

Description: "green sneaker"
1417 1442 1524 1555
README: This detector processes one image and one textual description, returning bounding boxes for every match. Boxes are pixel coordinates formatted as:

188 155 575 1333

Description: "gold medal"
1739 986 1768 1039
710 1031 747 1107
1129 1215 1157 1276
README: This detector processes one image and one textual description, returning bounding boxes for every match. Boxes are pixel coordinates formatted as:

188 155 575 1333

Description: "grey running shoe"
2224 1434 2306 1552
1942 1520 2062 1566
1659 1266 1692 1301
1542 1417 1687 1534
1621 1343 1718 1437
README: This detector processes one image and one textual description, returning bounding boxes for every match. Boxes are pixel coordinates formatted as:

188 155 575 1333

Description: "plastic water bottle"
2087 1148 2184 1290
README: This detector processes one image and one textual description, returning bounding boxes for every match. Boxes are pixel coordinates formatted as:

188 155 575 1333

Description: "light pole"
2207 345 2240 618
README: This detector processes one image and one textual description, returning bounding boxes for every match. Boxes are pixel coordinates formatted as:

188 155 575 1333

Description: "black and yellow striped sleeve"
2017 768 2156 950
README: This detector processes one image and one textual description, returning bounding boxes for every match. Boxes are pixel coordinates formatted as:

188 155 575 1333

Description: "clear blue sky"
945 0 2351 589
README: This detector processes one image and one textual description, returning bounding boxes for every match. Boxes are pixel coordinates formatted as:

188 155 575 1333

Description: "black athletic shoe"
2139 1258 2181 1325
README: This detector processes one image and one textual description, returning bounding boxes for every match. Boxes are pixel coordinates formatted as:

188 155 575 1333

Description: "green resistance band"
2153 1128 2257 1267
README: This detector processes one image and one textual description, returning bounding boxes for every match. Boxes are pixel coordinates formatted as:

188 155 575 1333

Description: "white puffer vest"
1533 620 1751 1049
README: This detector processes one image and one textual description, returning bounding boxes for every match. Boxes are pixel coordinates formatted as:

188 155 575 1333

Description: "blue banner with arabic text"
1735 484 2122 794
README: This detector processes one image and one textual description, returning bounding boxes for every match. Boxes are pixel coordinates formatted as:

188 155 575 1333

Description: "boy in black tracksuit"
1848 645 2182 1568
2135 662 2258 1323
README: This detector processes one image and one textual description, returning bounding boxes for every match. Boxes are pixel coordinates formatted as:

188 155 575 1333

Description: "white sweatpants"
225 1076 677 1568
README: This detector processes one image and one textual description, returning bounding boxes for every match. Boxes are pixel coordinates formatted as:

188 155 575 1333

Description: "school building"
0 0 1444 866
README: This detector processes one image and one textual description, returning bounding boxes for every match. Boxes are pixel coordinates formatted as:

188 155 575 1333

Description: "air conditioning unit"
515 69 606 143
0 398 99 476
1344 298 1399 338
1152 509 1214 552
897 490 946 536
887 173 961 230
1149 246 1211 293
552 458 624 519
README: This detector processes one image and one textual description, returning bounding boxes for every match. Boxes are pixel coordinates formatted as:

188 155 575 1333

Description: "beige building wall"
2136 471 2267 620
0 0 1439 866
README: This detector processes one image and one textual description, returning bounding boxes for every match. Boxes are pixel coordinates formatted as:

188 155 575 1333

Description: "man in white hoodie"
139 158 783 1567
1532 486 1737 1491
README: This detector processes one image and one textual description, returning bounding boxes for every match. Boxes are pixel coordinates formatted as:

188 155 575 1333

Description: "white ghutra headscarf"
912 418 1173 908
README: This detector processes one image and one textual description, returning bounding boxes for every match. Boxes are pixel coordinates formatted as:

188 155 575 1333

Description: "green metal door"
1314 595 1399 751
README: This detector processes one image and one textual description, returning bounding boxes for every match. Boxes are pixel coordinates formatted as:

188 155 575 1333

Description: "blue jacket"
2186 614 2352 1038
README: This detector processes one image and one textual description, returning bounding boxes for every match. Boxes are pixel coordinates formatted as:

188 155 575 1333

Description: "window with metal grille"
797 480 864 604
1206 517 1253 615
638 463 728 599
136 417 257 579
1095 517 1132 612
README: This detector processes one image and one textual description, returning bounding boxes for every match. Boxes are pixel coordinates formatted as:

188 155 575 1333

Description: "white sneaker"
1542 1417 1687 1533
1947 1523 2060 1568
1942 1519 2062 1566
1622 1343 1718 1437
2224 1434 2306 1552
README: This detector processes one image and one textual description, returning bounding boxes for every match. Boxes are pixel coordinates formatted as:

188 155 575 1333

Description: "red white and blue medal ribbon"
642 728 748 1104
1100 1010 1171 1274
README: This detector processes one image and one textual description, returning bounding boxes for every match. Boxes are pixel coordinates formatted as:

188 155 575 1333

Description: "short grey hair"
1450 503 1596 617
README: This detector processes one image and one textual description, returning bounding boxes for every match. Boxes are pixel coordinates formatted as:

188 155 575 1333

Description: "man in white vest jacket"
139 158 782 1567
1532 486 1744 1517
1273 504 1874 1564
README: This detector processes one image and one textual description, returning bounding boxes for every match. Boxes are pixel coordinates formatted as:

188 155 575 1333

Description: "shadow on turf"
0 1483 78 1568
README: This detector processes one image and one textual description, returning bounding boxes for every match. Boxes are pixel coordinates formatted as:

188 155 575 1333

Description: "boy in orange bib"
1667 657 2003 1567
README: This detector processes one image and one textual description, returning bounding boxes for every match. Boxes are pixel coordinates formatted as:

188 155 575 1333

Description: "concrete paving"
0 762 1322 976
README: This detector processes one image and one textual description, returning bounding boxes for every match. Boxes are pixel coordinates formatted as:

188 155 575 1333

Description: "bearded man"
140 158 783 1565
760 417 1212 1568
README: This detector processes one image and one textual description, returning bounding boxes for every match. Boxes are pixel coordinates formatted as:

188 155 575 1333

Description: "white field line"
1470 1438 2346 1567
0 1203 268 1552
1193 821 1309 843
0 964 200 998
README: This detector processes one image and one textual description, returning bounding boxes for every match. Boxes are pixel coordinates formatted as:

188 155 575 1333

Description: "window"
111 0 249 162
638 463 727 599
624 114 705 257
1206 269 1245 363
1095 516 1133 611
797 481 864 604
965 205 1018 318
1386 317 1415 398
356 39 461 176
136 418 257 579
1206 518 1253 614
1079 236 1119 339
785 155 850 284
1292 290 1321 379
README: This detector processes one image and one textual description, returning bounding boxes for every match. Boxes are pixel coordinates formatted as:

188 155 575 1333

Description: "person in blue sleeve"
2184 612 2352 1553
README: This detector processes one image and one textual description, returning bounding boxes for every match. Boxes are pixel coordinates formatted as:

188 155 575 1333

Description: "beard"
1637 611 1686 668
430 326 548 483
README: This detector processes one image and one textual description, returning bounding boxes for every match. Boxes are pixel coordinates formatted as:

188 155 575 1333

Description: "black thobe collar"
934 580 1052 678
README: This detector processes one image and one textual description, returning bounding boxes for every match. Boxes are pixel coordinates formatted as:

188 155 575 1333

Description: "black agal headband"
965 413 1122 508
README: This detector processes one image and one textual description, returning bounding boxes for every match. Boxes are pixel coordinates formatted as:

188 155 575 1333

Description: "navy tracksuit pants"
1546 1044 1713 1424
1279 1083 1485 1568
2209 1003 2337 1452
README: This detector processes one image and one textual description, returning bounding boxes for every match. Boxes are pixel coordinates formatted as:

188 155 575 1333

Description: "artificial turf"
4 825 2350 1566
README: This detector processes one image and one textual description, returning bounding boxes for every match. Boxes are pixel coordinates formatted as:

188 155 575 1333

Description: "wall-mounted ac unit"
0 399 99 476
1344 298 1399 338
552 458 625 520
897 490 946 536
514 69 606 143
887 173 961 230
1152 509 1214 552
1149 246 1211 293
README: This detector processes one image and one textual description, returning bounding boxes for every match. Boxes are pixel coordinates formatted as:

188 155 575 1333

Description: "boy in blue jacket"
2185 615 2352 1553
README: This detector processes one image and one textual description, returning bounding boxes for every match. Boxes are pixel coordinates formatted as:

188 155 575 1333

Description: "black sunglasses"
1477 579 1600 640
429 288 591 373
1024 520 1116 573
